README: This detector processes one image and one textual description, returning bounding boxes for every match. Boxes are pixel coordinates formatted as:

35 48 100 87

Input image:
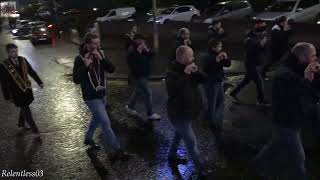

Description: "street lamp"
152 0 159 53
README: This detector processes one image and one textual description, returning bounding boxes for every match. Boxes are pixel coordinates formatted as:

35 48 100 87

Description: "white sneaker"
148 113 161 120
125 105 139 116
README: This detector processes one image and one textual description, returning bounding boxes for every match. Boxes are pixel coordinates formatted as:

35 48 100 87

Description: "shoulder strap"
1 59 30 92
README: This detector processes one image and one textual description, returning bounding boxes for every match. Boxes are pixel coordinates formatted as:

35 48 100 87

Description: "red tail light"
48 24 53 28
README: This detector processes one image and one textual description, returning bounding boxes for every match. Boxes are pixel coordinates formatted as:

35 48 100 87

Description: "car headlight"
12 29 18 33
317 20 320 24
40 28 46 32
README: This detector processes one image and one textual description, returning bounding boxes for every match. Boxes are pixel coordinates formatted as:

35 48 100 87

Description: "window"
267 1 296 12
202 4 224 16
160 8 175 15
108 11 116 17
298 0 318 9
175 7 192 13
232 2 250 11
222 4 232 13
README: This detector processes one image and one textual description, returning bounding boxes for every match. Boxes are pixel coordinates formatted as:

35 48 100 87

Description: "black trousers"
231 67 265 102
18 106 39 133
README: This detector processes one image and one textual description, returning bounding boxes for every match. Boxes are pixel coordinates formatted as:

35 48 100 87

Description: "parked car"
30 25 53 44
11 21 51 38
14 20 31 29
96 7 136 22
147 5 201 24
253 0 320 22
36 10 51 18
126 11 152 22
199 1 253 24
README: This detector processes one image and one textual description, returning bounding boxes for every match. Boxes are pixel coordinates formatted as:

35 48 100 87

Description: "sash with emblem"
2 57 31 92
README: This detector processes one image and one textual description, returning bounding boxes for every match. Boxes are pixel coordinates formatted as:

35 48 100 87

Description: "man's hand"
218 28 224 34
184 63 198 75
284 24 291 31
137 44 145 53
141 44 149 52
260 36 267 47
304 62 320 81
184 39 191 46
216 52 228 62
84 53 93 67
92 49 103 60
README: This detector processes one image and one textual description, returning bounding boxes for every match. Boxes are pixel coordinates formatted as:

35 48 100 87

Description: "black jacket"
0 56 43 107
272 54 319 130
73 46 115 100
127 47 154 79
244 33 267 68
203 50 231 82
271 24 292 60
208 26 225 41
166 61 207 120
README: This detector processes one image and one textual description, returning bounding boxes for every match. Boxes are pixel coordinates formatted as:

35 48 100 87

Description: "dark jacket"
124 33 134 51
166 61 207 120
244 33 267 69
203 50 231 82
270 24 292 60
208 26 225 41
0 56 43 107
127 47 155 79
73 45 115 100
272 54 318 130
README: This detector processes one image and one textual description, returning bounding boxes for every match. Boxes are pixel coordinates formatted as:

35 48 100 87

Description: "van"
96 7 136 22
254 0 320 22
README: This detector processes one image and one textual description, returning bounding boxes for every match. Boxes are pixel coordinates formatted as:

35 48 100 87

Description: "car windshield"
160 8 175 15
267 1 296 12
202 4 224 15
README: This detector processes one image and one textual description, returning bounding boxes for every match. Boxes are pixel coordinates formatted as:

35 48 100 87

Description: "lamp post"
152 0 159 53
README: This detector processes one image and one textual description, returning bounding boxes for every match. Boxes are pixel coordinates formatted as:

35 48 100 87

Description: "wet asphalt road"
0 23 320 180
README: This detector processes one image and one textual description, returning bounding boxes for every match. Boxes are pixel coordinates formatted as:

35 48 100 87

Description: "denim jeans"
128 78 153 116
204 81 225 130
254 125 307 179
169 116 204 170
85 98 120 151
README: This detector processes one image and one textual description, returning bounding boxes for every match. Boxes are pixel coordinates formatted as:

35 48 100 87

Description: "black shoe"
168 155 188 165
109 151 130 163
229 92 240 102
84 140 100 149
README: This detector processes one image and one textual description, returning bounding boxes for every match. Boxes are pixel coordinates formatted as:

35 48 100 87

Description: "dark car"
30 24 54 44
11 21 46 38
126 11 152 22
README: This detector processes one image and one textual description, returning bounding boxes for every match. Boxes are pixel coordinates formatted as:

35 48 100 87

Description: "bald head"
176 45 194 65
292 42 317 64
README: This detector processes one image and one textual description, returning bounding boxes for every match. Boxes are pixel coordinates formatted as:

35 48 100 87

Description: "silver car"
199 1 253 24
254 0 320 22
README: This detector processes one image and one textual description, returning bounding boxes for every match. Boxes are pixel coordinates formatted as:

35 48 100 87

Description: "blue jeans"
204 81 225 130
85 98 120 151
254 125 307 179
169 116 204 170
128 78 153 116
